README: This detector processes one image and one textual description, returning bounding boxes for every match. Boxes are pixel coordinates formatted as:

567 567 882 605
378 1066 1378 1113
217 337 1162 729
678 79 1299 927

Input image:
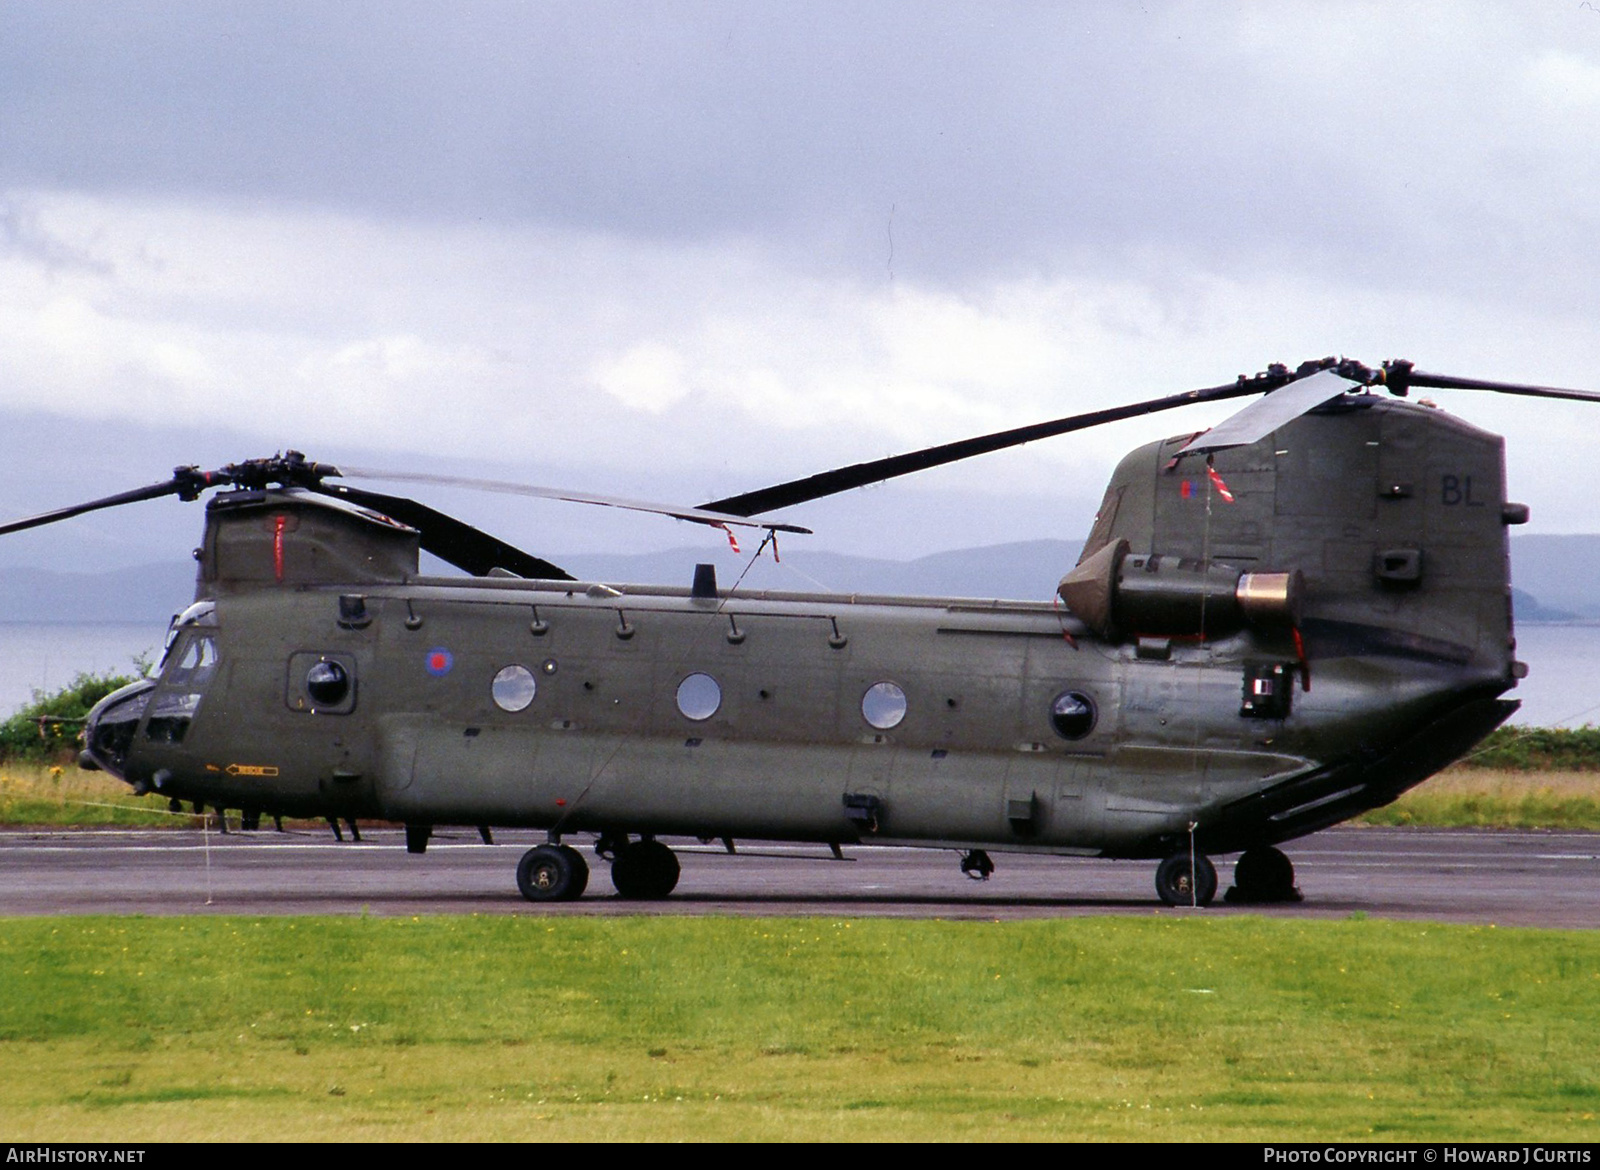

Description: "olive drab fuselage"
85 395 1524 864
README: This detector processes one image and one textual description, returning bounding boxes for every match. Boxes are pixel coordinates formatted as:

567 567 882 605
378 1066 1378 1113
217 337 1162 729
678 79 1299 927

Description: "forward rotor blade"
0 478 187 537
699 375 1283 517
339 467 812 534
1387 363 1600 405
312 482 576 581
1176 369 1356 455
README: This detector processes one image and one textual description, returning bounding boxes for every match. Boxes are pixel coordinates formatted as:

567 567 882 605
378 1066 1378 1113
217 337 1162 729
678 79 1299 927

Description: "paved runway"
1 825 1597 926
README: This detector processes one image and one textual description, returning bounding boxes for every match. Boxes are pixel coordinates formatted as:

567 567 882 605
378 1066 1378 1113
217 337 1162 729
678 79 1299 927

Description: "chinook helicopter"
6 356 1596 907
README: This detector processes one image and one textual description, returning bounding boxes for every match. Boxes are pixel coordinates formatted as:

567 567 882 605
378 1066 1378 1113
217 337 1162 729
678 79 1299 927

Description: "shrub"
0 672 140 764
1457 725 1600 771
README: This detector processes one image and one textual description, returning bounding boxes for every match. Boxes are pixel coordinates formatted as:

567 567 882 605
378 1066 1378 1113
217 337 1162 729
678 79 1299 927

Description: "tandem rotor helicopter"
6 356 1597 907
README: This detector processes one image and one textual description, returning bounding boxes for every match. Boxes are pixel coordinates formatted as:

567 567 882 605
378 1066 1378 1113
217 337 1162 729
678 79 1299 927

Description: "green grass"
1356 769 1600 830
0 762 189 827
0 915 1597 1140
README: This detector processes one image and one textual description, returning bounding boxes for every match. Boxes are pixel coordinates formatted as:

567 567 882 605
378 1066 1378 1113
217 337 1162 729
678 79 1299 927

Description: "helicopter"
6 355 1597 907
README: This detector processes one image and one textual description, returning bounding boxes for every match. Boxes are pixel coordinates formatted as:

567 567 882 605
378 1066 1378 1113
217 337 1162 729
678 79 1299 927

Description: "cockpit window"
166 634 219 688
89 682 154 770
160 601 218 666
146 633 219 744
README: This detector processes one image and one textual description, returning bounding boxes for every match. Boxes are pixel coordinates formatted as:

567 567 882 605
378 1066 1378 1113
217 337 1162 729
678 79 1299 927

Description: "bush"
0 672 140 764
1458 725 1600 771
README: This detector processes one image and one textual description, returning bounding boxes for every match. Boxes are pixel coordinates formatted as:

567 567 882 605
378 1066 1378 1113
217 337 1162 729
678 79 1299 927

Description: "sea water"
0 622 166 712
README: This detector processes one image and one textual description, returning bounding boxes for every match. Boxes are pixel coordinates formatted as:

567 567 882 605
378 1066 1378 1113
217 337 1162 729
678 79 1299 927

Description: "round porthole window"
491 664 537 712
676 672 722 721
1050 690 1096 740
305 660 349 707
861 681 907 730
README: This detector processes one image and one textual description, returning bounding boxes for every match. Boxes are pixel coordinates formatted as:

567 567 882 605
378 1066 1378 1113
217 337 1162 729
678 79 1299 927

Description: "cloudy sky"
3 1 1599 573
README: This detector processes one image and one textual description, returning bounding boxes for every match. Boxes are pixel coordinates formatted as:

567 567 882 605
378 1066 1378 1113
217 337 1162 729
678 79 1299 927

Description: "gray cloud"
3 1 1599 567
4 2 1597 295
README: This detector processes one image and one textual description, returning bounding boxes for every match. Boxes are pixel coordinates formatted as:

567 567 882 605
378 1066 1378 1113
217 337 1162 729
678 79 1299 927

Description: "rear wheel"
516 844 590 902
1155 852 1217 907
1228 846 1299 902
611 838 680 899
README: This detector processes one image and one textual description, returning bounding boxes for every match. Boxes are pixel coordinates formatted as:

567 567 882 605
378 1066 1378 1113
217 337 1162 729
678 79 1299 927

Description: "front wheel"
1155 852 1217 907
516 844 590 902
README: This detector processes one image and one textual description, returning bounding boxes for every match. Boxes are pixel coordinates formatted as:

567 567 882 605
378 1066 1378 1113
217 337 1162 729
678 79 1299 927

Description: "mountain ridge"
3 535 1597 621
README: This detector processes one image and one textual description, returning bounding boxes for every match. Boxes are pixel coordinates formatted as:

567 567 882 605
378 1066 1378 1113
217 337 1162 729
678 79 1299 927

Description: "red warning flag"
1206 465 1236 504
718 524 741 554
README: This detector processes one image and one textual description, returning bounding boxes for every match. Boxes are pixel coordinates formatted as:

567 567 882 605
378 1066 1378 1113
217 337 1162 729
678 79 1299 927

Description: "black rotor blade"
0 478 188 538
1385 361 1600 405
700 374 1285 517
312 482 574 581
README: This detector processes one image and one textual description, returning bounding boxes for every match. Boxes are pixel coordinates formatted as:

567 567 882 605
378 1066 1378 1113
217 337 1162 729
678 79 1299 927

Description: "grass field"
0 915 1597 1141
0 762 184 827
5 758 1598 831
1356 768 1600 830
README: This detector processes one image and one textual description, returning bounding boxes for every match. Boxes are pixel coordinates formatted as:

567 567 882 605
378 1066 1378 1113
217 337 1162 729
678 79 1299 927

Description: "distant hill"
0 562 198 623
0 543 1084 622
1512 587 1579 623
4 534 1598 621
1507 535 1600 619
557 539 1083 602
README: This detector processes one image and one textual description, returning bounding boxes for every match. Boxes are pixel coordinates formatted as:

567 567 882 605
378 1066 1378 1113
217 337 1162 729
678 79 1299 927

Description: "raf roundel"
425 648 454 677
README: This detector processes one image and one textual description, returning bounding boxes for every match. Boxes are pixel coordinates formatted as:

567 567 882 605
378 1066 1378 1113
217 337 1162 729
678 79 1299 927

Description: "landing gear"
960 849 995 880
516 844 590 902
610 838 680 899
1155 851 1217 907
1225 846 1301 903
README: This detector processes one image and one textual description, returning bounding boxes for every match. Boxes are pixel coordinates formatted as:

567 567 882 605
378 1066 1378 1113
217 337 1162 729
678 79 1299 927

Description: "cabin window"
1049 690 1096 740
492 664 537 712
676 673 722 721
285 652 358 715
861 681 908 730
305 661 349 706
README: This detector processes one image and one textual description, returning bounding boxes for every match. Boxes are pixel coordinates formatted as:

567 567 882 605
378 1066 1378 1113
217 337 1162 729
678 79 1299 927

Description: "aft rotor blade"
1387 363 1600 405
340 467 812 535
312 482 576 581
1176 369 1356 455
0 478 189 537
699 375 1282 517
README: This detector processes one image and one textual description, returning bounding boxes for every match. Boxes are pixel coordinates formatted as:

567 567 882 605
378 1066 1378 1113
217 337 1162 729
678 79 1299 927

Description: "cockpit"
83 601 220 780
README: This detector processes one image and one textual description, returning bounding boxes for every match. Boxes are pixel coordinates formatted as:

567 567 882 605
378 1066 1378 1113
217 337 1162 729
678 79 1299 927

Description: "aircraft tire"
1155 851 1217 907
516 844 590 902
611 839 680 899
1228 846 1299 902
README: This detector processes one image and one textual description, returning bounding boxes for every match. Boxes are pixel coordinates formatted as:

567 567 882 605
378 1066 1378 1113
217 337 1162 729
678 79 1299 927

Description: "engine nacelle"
1057 538 1302 641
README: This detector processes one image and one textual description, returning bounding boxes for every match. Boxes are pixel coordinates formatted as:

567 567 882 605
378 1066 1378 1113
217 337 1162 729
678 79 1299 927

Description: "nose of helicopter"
80 678 158 783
